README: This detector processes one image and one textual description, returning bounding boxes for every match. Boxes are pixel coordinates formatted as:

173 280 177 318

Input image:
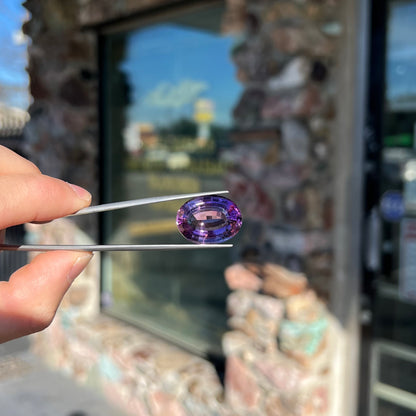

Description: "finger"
0 145 41 175
0 251 93 343
0 173 91 229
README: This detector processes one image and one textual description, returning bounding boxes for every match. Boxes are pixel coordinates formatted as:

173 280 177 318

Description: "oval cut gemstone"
176 195 242 244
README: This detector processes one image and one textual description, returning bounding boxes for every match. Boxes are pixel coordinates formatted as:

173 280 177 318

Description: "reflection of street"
115 171 224 225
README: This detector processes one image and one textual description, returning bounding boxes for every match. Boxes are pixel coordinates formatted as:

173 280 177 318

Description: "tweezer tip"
0 243 233 252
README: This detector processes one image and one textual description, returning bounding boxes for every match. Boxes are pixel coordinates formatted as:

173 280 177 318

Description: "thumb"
0 251 93 343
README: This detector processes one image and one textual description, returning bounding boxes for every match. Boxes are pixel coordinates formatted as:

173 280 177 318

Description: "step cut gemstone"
176 195 242 243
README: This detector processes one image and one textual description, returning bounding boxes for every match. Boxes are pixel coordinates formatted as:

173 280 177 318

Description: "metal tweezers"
0 190 233 252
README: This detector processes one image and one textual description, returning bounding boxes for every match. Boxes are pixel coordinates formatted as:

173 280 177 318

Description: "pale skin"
0 145 93 343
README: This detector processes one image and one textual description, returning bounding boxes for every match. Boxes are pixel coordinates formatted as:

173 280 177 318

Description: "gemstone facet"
176 195 242 244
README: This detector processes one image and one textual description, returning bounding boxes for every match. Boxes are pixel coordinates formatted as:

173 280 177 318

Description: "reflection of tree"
159 118 197 137
158 117 230 148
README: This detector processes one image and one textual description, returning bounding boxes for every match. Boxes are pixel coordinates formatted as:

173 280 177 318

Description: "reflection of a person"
0 146 93 343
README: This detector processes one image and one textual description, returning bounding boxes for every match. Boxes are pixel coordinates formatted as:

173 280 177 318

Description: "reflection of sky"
0 0 29 109
121 24 242 127
387 1 416 102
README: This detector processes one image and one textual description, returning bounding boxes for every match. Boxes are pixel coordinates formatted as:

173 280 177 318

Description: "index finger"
0 146 41 175
0 173 92 229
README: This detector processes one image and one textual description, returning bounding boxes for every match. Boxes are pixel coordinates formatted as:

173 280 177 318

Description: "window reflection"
386 1 416 111
101 5 242 355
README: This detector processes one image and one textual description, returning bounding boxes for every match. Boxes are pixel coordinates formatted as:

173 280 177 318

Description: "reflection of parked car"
166 152 191 170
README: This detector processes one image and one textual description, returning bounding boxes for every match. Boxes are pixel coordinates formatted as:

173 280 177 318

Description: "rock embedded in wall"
148 391 187 416
225 355 261 410
224 263 263 291
226 290 255 318
264 394 285 416
231 36 276 83
262 85 324 119
223 330 252 356
226 172 276 222
263 1 305 22
263 162 311 190
270 26 306 55
232 88 266 127
267 57 310 92
262 263 308 298
281 119 310 162
26 219 100 319
223 261 334 415
254 354 306 393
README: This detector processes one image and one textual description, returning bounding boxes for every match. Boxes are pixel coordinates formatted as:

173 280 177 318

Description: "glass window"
366 2 416 414
100 3 242 356
386 1 416 113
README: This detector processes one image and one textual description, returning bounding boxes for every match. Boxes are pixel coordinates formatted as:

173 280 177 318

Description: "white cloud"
12 30 27 46
144 79 208 109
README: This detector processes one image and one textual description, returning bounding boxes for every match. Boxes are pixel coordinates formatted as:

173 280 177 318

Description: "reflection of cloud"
387 2 416 104
388 3 416 48
12 30 27 46
145 79 208 109
388 46 416 61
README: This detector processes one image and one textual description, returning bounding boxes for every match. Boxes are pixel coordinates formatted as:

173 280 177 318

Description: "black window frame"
97 0 237 361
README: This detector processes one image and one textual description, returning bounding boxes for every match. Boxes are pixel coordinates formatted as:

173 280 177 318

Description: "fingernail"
67 183 92 203
67 253 93 282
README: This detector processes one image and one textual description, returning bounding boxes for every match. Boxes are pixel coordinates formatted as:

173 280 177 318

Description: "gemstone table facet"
176 195 242 243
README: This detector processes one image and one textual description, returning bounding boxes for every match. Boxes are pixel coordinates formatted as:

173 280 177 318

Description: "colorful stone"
176 195 242 244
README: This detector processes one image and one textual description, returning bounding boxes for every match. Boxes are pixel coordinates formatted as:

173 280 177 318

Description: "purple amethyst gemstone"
176 195 242 244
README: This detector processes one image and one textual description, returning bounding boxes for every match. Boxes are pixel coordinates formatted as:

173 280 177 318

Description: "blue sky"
121 23 242 127
0 0 29 109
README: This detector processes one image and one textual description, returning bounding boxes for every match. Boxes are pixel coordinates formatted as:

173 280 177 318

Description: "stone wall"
223 0 340 299
223 262 338 415
30 219 340 416
22 0 99 235
30 222 227 416
23 0 344 415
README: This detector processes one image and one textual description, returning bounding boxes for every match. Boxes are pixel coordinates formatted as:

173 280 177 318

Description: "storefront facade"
361 1 416 414
20 0 416 415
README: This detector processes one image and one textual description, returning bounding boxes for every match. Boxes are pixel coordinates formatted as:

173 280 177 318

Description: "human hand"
0 145 93 343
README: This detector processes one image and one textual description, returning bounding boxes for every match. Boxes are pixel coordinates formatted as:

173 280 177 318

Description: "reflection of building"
123 122 159 155
194 98 214 142
20 0 416 415
123 122 142 155
138 122 158 148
